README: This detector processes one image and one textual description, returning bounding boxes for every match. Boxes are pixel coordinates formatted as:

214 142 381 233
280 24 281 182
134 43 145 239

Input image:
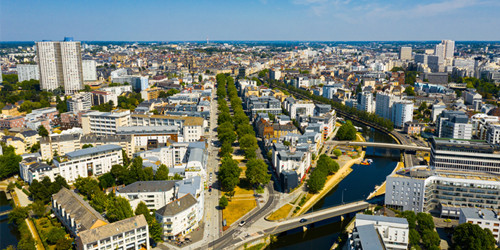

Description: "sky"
1 0 499 41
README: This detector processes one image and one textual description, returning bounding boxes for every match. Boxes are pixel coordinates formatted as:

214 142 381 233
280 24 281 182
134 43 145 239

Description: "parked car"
299 219 308 223
239 220 246 227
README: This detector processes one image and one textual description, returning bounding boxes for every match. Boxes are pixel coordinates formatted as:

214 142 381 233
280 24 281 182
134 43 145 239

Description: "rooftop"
77 215 147 245
66 144 122 159
117 180 178 193
461 207 499 221
156 194 197 217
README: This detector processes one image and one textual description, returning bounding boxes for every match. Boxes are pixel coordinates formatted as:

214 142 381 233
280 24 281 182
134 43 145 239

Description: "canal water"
0 191 20 249
267 125 401 249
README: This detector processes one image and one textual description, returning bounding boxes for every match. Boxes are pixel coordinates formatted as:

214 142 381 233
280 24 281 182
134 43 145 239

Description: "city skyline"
1 0 500 41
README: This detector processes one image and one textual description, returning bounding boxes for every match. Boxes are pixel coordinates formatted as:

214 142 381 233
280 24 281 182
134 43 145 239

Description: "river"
267 125 401 250
0 191 20 249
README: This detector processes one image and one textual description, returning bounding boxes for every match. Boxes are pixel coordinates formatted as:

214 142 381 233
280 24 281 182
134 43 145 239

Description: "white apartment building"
349 214 409 250
67 92 92 113
486 122 500 146
17 64 40 82
399 47 412 61
54 144 123 183
19 153 58 184
116 181 177 210
60 41 84 94
116 126 181 152
100 85 133 96
357 91 375 113
82 60 97 81
82 110 131 135
36 39 83 94
459 208 500 244
37 41 63 91
76 215 149 250
155 194 201 241
375 92 399 121
289 100 315 120
392 101 414 128
130 114 205 142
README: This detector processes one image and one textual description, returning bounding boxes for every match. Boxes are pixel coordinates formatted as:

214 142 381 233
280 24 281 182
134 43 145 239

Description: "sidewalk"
11 188 44 250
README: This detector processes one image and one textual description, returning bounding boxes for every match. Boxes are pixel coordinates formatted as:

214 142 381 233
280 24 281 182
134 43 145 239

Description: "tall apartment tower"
36 37 83 95
442 40 455 59
399 47 412 61
434 44 445 60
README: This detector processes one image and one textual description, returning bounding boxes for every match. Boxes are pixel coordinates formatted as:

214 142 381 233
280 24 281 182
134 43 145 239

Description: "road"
215 201 369 250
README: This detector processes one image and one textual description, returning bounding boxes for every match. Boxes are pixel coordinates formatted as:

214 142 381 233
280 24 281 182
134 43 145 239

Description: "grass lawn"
266 204 293 221
245 243 266 250
223 197 256 227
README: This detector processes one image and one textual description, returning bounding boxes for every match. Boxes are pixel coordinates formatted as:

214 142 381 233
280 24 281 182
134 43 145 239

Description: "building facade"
17 64 40 82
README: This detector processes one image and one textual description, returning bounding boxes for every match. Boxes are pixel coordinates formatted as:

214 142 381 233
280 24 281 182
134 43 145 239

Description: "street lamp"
341 188 347 205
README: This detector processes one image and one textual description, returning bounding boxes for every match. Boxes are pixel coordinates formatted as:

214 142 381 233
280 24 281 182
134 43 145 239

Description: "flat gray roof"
357 214 409 225
117 180 178 193
66 144 122 158
356 224 384 250
461 207 498 221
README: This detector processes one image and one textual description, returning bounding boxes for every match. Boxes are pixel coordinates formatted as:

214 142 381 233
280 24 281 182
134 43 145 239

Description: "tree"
82 144 93 149
0 145 22 179
400 211 417 230
46 227 66 245
31 200 46 218
144 167 155 181
129 157 145 183
89 190 108 213
333 149 342 158
155 164 169 180
452 223 496 250
135 201 162 242
245 158 271 186
404 86 416 96
106 196 134 222
336 120 357 141
111 164 129 185
8 206 29 225
98 173 116 189
30 142 40 153
218 156 241 192
307 170 327 193
416 212 435 232
421 229 440 249
219 195 228 209
409 228 421 247
55 238 73 250
74 177 100 199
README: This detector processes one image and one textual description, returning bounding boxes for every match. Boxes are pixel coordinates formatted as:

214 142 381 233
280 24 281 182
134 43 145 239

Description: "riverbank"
366 161 404 200
294 150 365 216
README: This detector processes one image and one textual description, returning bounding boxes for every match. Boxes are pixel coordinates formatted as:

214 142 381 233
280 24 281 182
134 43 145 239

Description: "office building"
399 47 412 61
386 165 500 217
17 64 40 82
414 54 428 65
81 110 131 135
269 68 281 80
459 208 500 244
36 38 84 94
349 214 409 250
431 104 446 122
54 144 123 183
116 181 178 210
436 110 472 139
82 60 97 81
430 137 500 174
392 101 414 128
